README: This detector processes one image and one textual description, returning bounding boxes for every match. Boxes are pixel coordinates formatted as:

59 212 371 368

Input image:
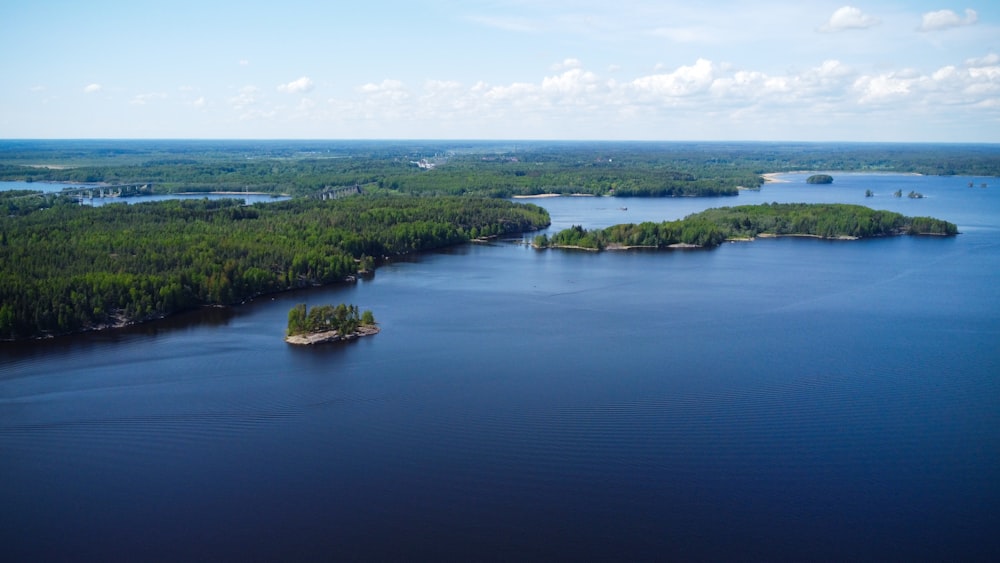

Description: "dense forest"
534 203 959 251
0 194 549 339
3 140 997 199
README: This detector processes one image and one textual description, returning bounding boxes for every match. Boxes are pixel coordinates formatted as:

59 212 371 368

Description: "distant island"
533 203 958 251
806 174 834 184
285 303 378 345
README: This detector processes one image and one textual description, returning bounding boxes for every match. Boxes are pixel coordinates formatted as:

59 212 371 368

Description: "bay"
1 173 998 561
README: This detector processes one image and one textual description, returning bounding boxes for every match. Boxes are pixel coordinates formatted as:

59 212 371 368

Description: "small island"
285 303 379 345
806 174 834 184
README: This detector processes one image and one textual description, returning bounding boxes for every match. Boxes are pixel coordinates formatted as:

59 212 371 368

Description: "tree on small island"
286 302 378 344
806 174 834 184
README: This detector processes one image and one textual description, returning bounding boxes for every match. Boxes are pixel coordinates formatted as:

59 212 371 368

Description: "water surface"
2 173 998 561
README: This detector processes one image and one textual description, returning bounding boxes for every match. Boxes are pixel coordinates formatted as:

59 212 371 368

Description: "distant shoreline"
511 193 598 199
177 191 282 196
762 173 793 183
762 171 927 184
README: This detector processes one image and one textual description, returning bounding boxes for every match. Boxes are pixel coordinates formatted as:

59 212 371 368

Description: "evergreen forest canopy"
535 203 959 251
0 194 549 339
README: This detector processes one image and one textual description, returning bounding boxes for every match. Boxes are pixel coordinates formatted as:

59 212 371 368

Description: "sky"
1 1 998 142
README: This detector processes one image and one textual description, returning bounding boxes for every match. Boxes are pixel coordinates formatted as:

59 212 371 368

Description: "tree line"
7 140 995 201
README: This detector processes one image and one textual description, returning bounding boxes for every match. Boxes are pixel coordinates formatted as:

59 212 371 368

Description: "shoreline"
176 191 284 196
285 324 380 345
761 170 927 184
761 172 793 184
512 193 599 199
541 242 706 252
755 233 859 240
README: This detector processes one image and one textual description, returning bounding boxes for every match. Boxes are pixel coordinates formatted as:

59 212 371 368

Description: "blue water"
0 180 289 205
1 174 998 561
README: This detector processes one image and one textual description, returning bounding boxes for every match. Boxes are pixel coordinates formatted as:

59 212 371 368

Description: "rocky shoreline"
285 324 380 345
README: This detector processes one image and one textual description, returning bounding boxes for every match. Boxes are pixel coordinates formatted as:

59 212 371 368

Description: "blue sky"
2 1 998 141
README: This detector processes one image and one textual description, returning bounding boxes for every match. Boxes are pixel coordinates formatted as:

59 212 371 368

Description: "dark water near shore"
2 174 999 561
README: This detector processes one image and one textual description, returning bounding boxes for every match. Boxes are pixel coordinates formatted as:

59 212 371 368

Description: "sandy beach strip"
512 193 598 199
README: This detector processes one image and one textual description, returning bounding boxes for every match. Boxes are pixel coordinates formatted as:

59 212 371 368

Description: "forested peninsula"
533 203 959 251
0 195 549 340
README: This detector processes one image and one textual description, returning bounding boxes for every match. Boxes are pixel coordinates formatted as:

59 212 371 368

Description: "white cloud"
854 73 914 103
164 52 999 140
483 81 538 103
239 59 250 66
360 79 407 97
932 65 959 81
542 68 599 96
83 83 102 94
966 53 999 67
551 58 582 71
815 59 853 78
352 80 411 119
820 6 880 32
278 77 314 94
130 92 167 105
425 79 462 93
630 58 715 97
229 86 259 111
919 9 978 32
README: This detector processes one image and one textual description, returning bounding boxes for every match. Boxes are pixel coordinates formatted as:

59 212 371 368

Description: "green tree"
361 310 375 325
287 303 307 336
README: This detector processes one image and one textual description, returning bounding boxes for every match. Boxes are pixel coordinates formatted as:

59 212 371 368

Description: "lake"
2 173 998 561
